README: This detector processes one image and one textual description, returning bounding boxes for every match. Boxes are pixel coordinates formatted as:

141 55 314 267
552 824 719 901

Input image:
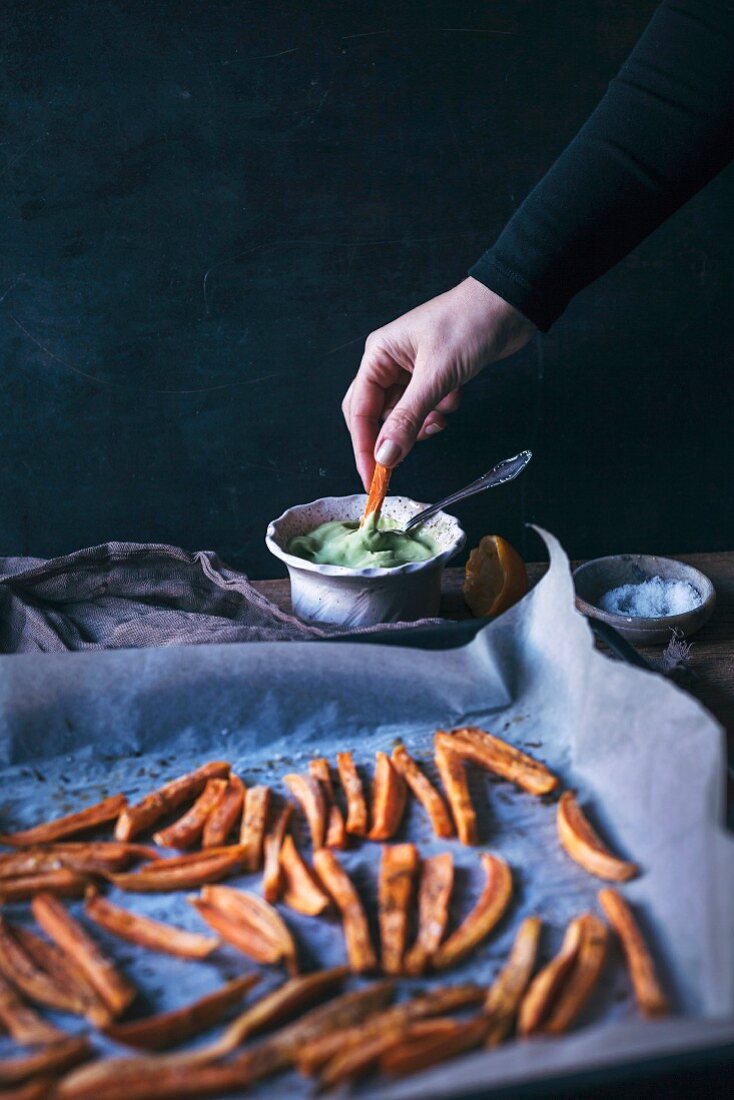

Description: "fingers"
375 377 462 466
343 341 409 490
417 389 462 441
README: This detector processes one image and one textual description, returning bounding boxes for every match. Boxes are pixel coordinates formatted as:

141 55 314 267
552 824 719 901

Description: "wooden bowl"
572 554 715 645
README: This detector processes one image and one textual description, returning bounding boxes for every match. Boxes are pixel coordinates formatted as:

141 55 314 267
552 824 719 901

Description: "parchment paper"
0 528 732 1098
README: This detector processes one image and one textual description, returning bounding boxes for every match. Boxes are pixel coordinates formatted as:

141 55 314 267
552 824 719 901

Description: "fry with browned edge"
518 916 584 1036
336 751 369 836
403 852 454 976
0 1077 56 1100
432 853 513 970
367 752 406 840
31 892 136 1017
153 779 229 849
379 843 419 974
262 802 293 903
484 915 542 1046
0 793 128 847
279 835 331 916
283 774 326 850
196 884 298 973
361 462 391 524
447 727 559 796
0 1036 92 1086
0 842 157 879
557 792 638 881
239 786 271 872
11 925 111 1027
114 762 230 842
0 869 90 902
599 888 668 1018
202 775 245 848
109 847 246 892
0 915 90 1016
391 744 454 838
84 888 219 958
313 848 377 973
103 974 259 1050
380 1015 489 1078
0 970 64 1044
540 913 608 1034
434 733 478 845
308 758 346 848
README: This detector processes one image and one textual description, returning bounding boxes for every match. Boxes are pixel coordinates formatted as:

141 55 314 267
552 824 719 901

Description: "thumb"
374 373 438 468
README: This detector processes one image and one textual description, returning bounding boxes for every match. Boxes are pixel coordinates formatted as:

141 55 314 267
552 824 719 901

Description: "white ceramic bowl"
265 494 465 627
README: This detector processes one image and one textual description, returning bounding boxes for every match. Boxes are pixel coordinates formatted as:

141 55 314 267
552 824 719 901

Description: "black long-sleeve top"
469 0 734 332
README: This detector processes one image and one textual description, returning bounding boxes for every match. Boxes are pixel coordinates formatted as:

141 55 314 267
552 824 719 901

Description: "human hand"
342 277 536 489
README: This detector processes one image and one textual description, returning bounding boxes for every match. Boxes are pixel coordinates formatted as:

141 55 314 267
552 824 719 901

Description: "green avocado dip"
288 512 440 569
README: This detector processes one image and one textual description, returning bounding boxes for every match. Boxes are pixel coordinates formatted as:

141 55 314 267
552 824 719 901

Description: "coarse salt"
599 575 701 619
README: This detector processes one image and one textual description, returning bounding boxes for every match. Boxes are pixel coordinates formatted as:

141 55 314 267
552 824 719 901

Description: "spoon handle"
402 449 533 532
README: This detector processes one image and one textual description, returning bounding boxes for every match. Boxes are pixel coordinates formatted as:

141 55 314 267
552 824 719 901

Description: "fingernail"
425 422 444 436
375 439 401 466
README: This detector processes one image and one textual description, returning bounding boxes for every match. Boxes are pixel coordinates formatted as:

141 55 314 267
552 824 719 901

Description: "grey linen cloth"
0 541 434 653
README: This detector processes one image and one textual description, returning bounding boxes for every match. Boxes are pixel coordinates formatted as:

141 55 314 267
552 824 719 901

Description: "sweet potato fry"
367 751 406 840
598 888 668 1018
262 802 293 903
84 889 219 959
391 744 454 838
447 727 559 796
201 775 245 848
0 1036 92 1086
153 779 229 850
10 926 110 1027
557 792 638 881
541 913 608 1034
0 794 128 847
336 751 369 836
0 916 89 1016
380 1014 489 1078
0 842 156 879
361 462 391 524
31 893 136 1017
199 885 298 973
403 852 454 976
0 1075 57 1099
189 900 281 966
239 785 271 872
109 847 245 892
484 915 542 1046
379 843 419 974
0 972 64 1044
518 915 585 1036
279 835 330 916
103 974 259 1050
57 1063 255 1100
0 869 90 902
312 848 377 973
431 853 513 970
114 762 230 842
283 774 325 850
308 758 346 849
434 733 478 845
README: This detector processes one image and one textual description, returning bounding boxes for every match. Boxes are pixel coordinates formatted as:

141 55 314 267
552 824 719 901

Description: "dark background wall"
1 0 732 576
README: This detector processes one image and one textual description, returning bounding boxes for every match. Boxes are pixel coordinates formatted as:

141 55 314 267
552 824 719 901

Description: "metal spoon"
399 449 533 533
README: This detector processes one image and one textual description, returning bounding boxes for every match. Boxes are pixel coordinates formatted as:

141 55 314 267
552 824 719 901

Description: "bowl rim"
572 554 716 629
265 493 466 578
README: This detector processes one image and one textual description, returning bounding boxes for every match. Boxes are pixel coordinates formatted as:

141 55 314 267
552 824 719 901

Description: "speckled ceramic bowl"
266 494 465 627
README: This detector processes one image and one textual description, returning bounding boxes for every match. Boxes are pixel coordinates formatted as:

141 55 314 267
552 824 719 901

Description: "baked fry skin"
190 900 283 967
11 925 110 1026
336 751 369 837
109 847 246 892
404 852 454 976
541 913 609 1034
0 1036 92 1086
447 727 559 796
434 733 478 845
202 775 245 848
379 843 419 975
518 916 585 1037
308 758 346 849
114 761 231 842
84 888 219 959
0 915 90 1016
367 751 407 841
0 869 90 902
391 744 454 838
198 885 298 974
313 848 377 973
431 853 513 970
283 774 326 850
557 792 638 881
0 970 64 1044
380 1014 490 1078
31 892 136 1017
153 779 229 849
239 785 271 872
0 793 128 847
262 801 293 903
598 888 668 1018
0 842 158 879
361 462 391 524
279 835 331 916
484 915 542 1046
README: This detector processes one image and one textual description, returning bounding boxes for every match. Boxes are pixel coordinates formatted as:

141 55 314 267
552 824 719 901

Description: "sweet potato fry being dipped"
153 779 228 850
308 758 346 848
0 869 90 903
192 885 298 974
312 848 377 973
0 971 64 1044
380 1014 490 1078
0 793 128 847
391 744 454 838
114 762 230 842
404 852 454 976
598 888 668 1018
368 751 407 840
361 462 391 525
109 846 246 892
201 775 245 848
434 733 478 845
262 801 293 903
557 792 638 881
0 1036 92 1086
283 774 326 850
239 785 271 872
31 893 136 1017
379 843 419 975
518 915 584 1036
484 915 542 1046
431 853 513 970
103 974 259 1051
279 835 330 916
0 916 91 1016
336 751 369 837
84 889 219 959
11 925 110 1026
447 727 559 796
